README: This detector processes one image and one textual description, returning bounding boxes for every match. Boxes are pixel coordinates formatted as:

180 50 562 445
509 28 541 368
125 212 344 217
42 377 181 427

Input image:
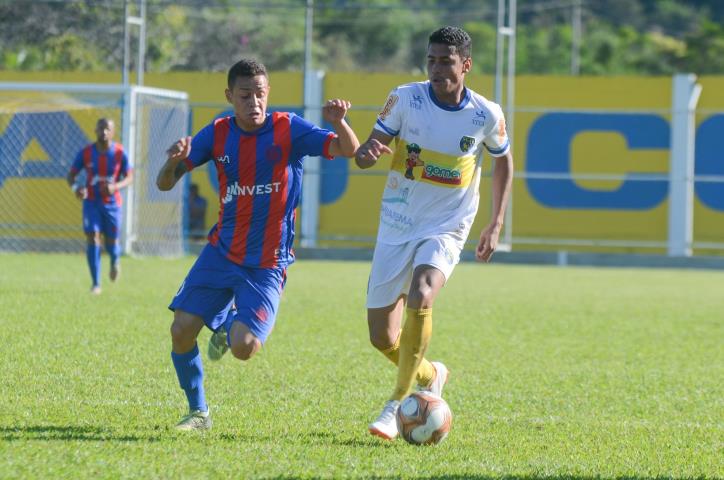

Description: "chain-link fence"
0 83 189 257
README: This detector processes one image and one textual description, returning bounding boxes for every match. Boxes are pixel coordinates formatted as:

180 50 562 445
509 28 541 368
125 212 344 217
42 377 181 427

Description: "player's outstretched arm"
323 99 360 158
476 151 513 262
157 136 192 191
354 130 393 169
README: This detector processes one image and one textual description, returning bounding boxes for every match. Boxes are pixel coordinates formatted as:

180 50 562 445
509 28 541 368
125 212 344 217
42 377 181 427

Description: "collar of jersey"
427 82 470 111
231 114 272 136
94 141 115 153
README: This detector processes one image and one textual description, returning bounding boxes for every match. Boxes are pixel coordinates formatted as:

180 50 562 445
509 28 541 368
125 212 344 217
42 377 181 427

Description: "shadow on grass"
0 425 160 442
215 430 395 448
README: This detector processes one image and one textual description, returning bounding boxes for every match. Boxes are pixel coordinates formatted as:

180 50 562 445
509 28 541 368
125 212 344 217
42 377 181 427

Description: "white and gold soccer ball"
396 391 452 445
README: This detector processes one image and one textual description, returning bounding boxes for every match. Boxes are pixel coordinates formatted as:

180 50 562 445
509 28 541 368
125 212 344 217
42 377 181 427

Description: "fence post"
301 69 324 248
667 73 702 257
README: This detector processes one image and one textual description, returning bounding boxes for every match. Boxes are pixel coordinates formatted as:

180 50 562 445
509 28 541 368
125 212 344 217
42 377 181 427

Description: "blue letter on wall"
526 113 669 210
695 114 724 212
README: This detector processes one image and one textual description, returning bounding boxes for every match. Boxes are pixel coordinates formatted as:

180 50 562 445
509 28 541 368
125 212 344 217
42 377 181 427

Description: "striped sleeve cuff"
374 119 399 137
485 140 510 157
322 132 336 160
183 158 194 171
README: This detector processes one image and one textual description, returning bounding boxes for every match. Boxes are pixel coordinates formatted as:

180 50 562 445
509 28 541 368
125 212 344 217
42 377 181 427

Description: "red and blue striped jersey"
183 112 336 268
70 142 131 205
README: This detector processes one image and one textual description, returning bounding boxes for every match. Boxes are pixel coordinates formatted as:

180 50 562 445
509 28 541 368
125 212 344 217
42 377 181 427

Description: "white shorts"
366 235 464 308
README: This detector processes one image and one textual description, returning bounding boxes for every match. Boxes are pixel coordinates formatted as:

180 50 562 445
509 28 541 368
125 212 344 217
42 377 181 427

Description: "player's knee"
230 338 260 361
170 315 196 347
369 331 395 351
407 285 435 309
86 233 101 245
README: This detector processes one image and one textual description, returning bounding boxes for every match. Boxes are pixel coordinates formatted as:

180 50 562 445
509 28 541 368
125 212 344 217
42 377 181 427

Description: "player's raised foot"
419 361 449 397
207 328 229 361
368 399 400 440
109 262 120 282
90 286 102 295
175 409 211 431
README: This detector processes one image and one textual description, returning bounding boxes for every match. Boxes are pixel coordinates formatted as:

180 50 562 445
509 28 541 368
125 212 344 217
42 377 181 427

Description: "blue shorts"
83 201 122 239
168 244 287 344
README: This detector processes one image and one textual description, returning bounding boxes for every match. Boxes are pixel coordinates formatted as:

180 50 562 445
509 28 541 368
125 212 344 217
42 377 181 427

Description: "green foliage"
0 0 723 74
0 253 723 477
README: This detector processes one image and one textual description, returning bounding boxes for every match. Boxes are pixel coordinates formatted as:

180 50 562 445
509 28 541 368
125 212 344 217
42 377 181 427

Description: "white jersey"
373 80 510 245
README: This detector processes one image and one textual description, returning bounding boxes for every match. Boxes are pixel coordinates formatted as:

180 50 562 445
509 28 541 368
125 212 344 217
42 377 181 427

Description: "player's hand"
74 187 87 200
355 138 393 165
322 99 351 124
167 136 192 162
100 182 116 196
476 222 502 262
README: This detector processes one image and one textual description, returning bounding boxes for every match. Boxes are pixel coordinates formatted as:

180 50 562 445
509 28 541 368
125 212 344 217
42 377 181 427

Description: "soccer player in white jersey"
354 26 514 440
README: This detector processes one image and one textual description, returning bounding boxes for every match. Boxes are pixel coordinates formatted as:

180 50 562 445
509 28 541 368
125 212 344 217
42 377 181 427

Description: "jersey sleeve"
482 103 510 157
70 149 84 174
184 123 215 171
289 114 336 161
373 88 403 137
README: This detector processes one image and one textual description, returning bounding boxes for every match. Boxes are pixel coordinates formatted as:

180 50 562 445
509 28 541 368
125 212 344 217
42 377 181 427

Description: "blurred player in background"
156 58 359 431
187 183 208 240
66 118 133 294
354 26 514 440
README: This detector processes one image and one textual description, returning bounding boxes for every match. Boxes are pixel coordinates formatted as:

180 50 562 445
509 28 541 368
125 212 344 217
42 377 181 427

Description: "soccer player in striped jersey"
66 118 134 295
354 26 514 440
156 58 359 431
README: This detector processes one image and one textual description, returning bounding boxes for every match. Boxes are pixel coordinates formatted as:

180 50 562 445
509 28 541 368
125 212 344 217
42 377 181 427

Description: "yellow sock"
378 333 435 387
391 307 432 401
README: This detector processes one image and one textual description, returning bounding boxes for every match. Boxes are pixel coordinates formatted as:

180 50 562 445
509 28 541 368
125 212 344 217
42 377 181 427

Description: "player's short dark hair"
406 143 421 153
428 26 472 59
227 59 267 88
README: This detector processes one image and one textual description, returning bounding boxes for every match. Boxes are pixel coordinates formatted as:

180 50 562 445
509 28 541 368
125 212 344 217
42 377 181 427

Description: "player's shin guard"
105 240 120 266
391 307 432 401
378 332 435 387
86 243 101 287
171 344 208 412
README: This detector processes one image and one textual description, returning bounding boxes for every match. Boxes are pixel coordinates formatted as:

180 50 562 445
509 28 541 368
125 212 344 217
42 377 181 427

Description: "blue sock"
105 240 120 266
86 243 101 287
171 344 207 412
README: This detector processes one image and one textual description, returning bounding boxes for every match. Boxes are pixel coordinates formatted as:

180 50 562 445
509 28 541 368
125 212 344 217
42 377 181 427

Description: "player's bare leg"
170 310 211 431
228 320 261 361
367 296 406 439
368 266 449 439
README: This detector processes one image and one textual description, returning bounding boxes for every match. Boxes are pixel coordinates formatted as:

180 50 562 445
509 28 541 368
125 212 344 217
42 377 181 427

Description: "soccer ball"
396 391 452 445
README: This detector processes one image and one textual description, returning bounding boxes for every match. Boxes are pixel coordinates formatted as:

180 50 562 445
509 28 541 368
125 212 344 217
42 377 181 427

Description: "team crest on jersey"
459 136 476 152
266 144 283 163
404 143 424 180
379 94 399 121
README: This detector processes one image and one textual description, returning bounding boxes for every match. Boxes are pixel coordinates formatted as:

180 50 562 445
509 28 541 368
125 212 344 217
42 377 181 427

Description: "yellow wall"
2 71 723 253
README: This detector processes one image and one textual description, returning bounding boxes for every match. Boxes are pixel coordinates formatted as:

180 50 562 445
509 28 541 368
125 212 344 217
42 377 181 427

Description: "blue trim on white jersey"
427 83 471 112
375 119 399 136
485 139 510 156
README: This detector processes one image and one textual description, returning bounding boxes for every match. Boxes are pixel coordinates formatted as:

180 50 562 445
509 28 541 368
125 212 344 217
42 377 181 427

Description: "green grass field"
0 253 722 479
